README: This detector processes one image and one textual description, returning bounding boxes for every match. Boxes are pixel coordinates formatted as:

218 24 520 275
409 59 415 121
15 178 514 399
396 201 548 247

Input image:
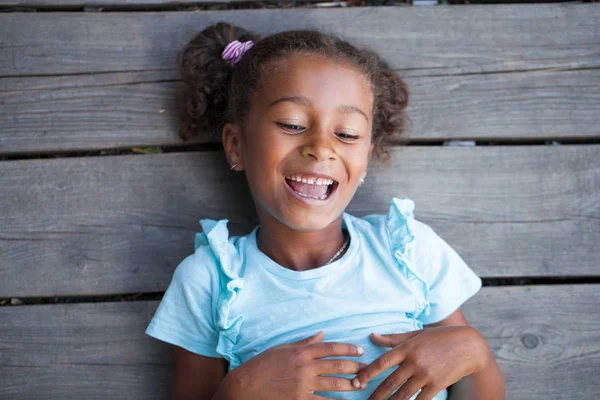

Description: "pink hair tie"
221 40 254 67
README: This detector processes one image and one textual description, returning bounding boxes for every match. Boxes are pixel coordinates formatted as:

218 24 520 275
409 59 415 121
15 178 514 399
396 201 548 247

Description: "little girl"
146 22 505 400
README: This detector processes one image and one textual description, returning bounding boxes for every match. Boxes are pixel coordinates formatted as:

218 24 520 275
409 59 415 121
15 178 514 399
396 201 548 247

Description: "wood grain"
0 0 252 6
0 146 598 297
1 285 598 399
2 68 598 155
1 5 598 77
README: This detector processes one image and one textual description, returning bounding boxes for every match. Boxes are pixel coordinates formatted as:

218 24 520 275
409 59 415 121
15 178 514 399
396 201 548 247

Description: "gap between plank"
2 276 600 307
2 139 600 162
2 65 599 89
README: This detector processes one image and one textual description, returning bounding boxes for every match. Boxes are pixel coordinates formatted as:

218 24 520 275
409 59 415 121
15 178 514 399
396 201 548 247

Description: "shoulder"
173 218 249 288
349 197 426 254
349 197 458 270
377 197 450 254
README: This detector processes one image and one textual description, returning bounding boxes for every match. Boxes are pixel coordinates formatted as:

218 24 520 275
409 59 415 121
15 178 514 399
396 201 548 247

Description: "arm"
425 310 505 400
171 345 230 400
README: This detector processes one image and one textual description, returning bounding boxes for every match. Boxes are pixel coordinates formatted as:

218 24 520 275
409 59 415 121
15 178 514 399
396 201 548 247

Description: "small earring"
360 178 365 184
230 164 238 171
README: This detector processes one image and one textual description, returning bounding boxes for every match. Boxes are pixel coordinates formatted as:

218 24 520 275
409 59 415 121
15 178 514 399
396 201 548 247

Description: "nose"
299 128 336 162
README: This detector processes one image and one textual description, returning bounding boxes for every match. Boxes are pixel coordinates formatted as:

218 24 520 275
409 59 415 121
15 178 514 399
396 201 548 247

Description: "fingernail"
352 378 361 388
356 346 364 355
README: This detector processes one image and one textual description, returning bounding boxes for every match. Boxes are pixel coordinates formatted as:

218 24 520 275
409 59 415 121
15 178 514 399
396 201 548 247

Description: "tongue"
287 179 328 198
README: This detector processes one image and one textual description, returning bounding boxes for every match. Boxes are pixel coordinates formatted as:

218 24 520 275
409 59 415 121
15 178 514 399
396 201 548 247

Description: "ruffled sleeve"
144 246 221 358
196 219 246 370
385 198 431 326
145 218 246 369
385 198 482 326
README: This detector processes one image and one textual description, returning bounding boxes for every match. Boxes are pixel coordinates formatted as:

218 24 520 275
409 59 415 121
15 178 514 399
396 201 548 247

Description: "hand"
352 326 489 400
225 331 368 400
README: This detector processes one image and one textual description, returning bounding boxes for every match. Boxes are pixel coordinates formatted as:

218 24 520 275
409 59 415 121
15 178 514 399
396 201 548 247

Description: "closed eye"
277 122 305 132
277 123 360 140
335 132 360 140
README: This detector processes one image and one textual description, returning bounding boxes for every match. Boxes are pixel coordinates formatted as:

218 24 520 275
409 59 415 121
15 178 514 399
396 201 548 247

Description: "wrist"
468 327 493 375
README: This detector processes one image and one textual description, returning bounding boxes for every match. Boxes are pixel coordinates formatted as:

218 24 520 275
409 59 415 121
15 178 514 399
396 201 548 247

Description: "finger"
387 376 427 400
413 385 439 400
313 376 364 392
283 331 324 348
352 349 405 389
370 330 422 348
314 359 368 375
367 365 414 400
306 341 365 359
299 331 325 345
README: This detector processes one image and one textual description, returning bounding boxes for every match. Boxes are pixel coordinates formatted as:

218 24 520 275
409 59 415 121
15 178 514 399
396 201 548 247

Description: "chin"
272 203 345 233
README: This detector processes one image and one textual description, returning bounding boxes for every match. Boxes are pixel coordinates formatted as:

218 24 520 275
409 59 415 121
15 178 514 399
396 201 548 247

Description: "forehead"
254 54 374 114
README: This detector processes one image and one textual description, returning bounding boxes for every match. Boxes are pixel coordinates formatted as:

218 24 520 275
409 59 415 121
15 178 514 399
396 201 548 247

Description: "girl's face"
226 54 374 232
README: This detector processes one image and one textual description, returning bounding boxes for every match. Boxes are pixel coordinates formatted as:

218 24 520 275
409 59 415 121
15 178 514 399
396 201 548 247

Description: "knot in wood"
521 334 540 349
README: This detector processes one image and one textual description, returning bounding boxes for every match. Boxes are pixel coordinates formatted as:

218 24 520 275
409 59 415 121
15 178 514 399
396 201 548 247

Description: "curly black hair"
178 22 410 162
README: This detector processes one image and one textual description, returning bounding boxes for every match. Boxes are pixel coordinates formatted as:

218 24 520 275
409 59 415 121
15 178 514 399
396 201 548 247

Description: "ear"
222 122 245 171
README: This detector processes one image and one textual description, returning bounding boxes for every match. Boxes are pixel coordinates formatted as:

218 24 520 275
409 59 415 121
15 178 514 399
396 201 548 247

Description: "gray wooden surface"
2 4 599 154
1 146 598 297
2 68 599 155
2 5 598 77
0 0 248 6
1 3 599 400
1 285 598 400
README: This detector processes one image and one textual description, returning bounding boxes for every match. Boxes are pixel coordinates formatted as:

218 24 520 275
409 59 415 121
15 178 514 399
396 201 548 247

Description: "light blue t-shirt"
145 198 482 399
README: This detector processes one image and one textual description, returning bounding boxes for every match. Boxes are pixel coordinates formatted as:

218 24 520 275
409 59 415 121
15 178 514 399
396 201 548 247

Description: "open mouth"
284 174 339 201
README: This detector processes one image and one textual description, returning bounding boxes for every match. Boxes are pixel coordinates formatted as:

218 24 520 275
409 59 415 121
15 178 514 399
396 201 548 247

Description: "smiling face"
224 54 374 232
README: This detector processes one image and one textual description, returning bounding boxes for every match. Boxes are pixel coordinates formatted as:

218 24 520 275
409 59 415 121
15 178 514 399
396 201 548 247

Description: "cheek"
243 129 296 190
343 146 371 173
246 127 297 165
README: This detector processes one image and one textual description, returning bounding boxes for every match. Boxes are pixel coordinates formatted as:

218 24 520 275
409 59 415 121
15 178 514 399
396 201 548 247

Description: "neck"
255 211 348 272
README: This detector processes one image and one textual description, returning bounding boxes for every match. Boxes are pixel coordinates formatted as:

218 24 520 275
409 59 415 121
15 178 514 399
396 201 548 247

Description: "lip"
283 175 340 206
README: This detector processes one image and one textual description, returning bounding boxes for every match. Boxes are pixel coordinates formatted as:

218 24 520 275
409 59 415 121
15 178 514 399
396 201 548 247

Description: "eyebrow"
267 96 369 123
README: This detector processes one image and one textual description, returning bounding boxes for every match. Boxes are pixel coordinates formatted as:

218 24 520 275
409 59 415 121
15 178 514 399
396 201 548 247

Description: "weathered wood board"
0 0 251 6
1 3 597 400
2 68 599 155
1 5 598 77
1 285 598 399
1 146 598 297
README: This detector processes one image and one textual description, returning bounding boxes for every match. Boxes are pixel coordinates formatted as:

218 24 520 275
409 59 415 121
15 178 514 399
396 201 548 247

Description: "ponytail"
177 22 260 140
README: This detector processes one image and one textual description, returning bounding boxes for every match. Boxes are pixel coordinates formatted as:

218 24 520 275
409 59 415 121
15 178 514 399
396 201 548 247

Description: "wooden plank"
0 146 598 297
466 285 600 400
0 301 172 399
0 0 244 6
1 285 598 399
0 5 598 77
2 69 598 155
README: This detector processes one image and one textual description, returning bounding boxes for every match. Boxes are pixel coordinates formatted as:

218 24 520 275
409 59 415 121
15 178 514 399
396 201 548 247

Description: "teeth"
286 175 334 186
294 190 329 200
